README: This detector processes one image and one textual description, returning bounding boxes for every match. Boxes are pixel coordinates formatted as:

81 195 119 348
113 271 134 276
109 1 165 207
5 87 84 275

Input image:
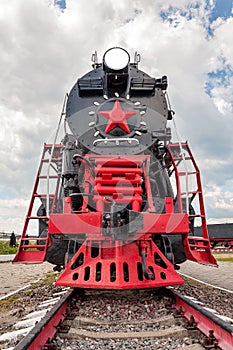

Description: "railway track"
10 287 233 350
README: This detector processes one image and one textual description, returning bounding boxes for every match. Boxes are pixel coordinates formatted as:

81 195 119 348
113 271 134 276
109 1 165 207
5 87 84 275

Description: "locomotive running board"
55 239 184 289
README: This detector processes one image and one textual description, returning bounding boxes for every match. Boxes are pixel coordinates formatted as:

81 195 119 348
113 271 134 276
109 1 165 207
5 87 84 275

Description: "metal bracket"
93 137 139 146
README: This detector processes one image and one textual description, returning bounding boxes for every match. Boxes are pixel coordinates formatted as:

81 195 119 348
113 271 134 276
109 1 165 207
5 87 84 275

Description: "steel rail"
14 289 73 350
172 290 233 350
13 288 233 350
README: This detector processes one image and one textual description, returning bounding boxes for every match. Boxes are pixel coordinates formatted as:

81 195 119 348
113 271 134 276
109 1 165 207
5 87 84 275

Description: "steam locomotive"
14 47 217 289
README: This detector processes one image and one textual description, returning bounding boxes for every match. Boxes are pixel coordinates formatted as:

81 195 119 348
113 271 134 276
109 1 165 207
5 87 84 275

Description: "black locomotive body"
14 48 217 289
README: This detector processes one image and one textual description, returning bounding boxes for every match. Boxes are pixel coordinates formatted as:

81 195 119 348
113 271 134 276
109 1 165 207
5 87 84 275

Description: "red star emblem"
98 100 136 134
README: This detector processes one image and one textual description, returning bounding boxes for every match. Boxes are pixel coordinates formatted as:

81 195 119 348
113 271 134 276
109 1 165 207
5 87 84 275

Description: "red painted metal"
56 239 184 289
210 238 233 251
14 290 72 350
15 142 217 289
173 292 233 350
98 99 136 134
54 154 189 288
26 301 67 350
96 167 142 175
49 212 102 235
212 248 233 252
167 143 217 267
94 185 143 194
13 144 62 264
49 212 189 236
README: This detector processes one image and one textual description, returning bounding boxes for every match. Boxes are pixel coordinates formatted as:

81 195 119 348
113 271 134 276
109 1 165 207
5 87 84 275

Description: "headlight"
103 47 130 71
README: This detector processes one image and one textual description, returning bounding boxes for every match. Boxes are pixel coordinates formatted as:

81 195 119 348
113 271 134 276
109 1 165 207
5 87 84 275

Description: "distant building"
194 223 233 248
195 223 233 239
0 231 20 239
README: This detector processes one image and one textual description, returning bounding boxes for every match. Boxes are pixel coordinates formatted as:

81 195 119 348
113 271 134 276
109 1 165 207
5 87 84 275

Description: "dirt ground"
0 252 232 299
0 262 53 299
179 252 233 291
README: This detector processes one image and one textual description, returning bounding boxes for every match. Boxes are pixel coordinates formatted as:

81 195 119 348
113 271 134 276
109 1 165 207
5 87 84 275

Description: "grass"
213 251 233 263
214 257 233 262
42 272 57 285
32 272 57 286
0 240 18 255
0 296 20 306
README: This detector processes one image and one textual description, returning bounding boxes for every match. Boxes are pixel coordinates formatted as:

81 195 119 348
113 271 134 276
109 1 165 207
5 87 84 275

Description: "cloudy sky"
0 0 233 234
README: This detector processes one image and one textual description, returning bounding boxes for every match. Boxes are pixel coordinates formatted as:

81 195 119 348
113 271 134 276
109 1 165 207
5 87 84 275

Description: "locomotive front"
14 48 217 289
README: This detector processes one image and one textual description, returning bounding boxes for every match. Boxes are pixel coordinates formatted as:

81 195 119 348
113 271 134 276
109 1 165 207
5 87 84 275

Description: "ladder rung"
41 158 59 162
188 237 209 242
19 245 47 249
20 237 47 241
27 216 48 220
178 171 197 176
15 143 62 265
173 156 192 161
44 144 62 149
20 238 38 241
180 190 200 195
189 245 209 249
33 194 55 198
38 175 58 179
189 214 205 218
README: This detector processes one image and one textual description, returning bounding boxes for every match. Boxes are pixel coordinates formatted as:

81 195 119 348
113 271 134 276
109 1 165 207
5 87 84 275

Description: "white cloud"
204 182 233 218
0 198 29 234
212 96 232 114
0 0 233 232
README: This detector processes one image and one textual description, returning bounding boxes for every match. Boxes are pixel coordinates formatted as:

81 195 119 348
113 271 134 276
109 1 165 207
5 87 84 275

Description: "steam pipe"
141 251 154 280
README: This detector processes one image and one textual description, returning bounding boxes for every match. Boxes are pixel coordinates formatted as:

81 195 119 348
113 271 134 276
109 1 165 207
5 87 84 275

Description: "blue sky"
209 0 232 21
55 0 66 10
0 0 233 233
55 0 233 21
